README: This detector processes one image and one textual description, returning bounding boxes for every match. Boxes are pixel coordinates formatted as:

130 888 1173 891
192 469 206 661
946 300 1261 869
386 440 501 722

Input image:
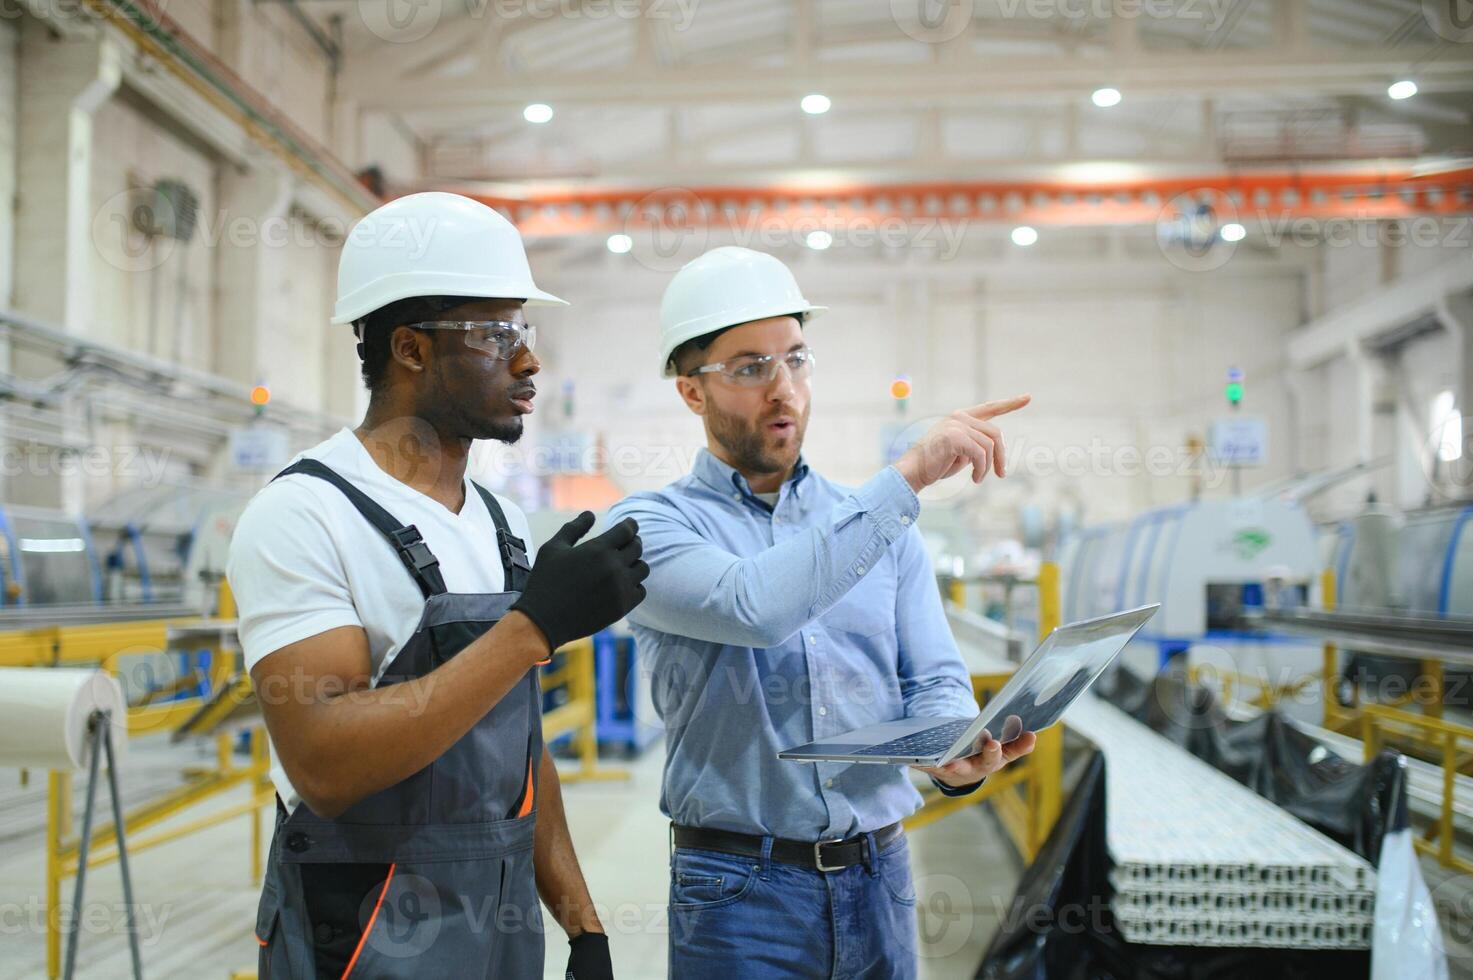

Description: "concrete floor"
6 729 1470 979
0 735 1021 979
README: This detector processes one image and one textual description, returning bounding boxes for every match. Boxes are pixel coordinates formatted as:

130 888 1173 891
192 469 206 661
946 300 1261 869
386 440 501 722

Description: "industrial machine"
1396 503 1472 617
1059 497 1321 645
0 486 248 615
0 505 102 606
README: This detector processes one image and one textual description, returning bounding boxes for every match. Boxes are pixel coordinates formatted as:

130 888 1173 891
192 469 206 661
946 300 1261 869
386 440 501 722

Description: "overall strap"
471 483 532 590
273 458 447 599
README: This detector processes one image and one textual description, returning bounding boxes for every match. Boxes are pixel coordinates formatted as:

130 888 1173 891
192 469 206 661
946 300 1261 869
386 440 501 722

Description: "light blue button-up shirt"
608 449 978 841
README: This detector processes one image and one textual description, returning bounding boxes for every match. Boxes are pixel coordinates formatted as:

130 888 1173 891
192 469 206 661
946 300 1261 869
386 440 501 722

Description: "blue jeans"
667 833 919 979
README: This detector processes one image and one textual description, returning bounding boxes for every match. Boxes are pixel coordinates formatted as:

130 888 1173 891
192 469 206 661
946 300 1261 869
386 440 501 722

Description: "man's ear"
389 325 430 374
675 376 707 417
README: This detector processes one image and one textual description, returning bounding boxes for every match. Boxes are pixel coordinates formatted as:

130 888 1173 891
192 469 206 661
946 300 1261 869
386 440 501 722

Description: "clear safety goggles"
687 348 816 388
407 320 536 360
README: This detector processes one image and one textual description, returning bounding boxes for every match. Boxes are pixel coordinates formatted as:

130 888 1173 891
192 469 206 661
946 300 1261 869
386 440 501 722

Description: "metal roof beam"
343 46 1473 111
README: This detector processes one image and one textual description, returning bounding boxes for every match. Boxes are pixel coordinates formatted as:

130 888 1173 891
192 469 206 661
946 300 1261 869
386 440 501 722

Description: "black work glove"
565 930 613 979
510 512 648 652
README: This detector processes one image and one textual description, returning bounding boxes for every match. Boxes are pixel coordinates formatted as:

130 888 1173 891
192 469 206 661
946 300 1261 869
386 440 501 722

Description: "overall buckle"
498 529 532 575
390 525 439 577
814 839 845 872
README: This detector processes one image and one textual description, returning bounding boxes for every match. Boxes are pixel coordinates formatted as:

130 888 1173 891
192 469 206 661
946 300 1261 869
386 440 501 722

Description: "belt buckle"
814 838 845 873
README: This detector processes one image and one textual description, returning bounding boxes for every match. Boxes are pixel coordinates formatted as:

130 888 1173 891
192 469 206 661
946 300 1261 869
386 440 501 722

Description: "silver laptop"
778 603 1158 766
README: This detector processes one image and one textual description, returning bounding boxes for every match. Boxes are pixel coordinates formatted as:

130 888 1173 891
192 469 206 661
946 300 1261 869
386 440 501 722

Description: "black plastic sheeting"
978 663 1406 980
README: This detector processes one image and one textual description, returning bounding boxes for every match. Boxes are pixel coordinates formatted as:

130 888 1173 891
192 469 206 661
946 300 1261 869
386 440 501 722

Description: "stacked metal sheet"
1064 695 1376 949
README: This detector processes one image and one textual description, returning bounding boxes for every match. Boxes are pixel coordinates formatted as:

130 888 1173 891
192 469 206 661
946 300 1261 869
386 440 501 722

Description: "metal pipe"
254 0 340 68
102 719 144 980
62 713 105 980
0 308 349 435
78 0 374 216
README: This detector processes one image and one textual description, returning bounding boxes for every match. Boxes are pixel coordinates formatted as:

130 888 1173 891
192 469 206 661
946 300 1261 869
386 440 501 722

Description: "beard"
706 398 809 477
429 353 528 445
477 415 524 444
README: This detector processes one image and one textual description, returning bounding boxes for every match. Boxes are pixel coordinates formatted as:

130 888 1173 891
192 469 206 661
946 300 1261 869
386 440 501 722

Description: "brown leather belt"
671 821 903 872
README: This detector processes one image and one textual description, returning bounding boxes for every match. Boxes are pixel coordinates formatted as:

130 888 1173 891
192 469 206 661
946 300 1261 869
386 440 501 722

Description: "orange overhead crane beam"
458 169 1473 239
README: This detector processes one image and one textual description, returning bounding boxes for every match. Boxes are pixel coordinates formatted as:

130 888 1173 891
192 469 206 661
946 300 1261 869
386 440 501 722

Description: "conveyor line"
1065 695 1375 949
949 611 1378 949
0 601 205 629
1254 608 1473 666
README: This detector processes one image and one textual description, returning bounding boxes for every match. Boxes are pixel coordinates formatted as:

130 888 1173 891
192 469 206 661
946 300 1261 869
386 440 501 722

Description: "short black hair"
356 295 476 391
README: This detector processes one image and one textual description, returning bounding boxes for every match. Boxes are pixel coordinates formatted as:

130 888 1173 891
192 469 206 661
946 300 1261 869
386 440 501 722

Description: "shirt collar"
693 448 811 501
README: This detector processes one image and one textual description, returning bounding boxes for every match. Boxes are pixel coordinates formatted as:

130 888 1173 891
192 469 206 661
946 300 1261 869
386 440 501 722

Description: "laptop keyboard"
852 719 973 758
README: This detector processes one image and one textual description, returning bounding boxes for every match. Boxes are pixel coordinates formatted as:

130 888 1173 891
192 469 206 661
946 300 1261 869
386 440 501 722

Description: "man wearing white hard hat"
607 246 1035 978
229 192 644 979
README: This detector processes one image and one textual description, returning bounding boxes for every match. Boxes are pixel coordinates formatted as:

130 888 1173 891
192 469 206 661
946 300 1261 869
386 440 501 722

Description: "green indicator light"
1225 381 1243 403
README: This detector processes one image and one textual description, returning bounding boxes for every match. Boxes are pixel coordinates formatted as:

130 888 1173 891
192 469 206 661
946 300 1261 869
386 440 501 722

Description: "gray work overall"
254 459 545 978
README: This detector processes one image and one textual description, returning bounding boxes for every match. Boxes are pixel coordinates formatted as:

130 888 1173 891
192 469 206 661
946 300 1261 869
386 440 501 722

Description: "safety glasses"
688 348 816 388
407 320 536 360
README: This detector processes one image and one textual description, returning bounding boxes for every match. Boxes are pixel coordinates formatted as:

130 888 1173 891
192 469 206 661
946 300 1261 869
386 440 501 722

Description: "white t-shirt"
226 427 535 809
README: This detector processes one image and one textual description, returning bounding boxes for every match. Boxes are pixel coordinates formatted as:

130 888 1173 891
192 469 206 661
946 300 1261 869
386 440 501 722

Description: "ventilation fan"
131 178 200 243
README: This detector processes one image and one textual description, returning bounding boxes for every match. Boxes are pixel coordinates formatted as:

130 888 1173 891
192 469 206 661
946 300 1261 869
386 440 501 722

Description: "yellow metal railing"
1362 704 1473 875
15 580 618 978
1187 662 1318 712
539 637 628 784
1198 567 1468 873
1027 562 1064 857
1317 568 1445 734
34 581 274 979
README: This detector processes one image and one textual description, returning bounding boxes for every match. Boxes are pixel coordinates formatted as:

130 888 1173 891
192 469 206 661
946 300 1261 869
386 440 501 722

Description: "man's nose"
511 346 540 376
767 363 796 400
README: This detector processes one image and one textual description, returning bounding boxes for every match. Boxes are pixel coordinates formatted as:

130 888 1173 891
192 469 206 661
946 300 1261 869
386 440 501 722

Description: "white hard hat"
657 246 826 378
332 191 565 325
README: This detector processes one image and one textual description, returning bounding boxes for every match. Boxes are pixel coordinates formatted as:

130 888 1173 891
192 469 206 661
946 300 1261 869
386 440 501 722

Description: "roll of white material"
0 668 127 770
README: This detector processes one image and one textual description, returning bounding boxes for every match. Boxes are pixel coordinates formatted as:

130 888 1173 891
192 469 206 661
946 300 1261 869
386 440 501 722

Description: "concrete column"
212 160 293 387
1437 290 1473 498
14 22 118 330
1439 292 1473 419
10 25 118 510
1347 346 1401 506
0 18 18 312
